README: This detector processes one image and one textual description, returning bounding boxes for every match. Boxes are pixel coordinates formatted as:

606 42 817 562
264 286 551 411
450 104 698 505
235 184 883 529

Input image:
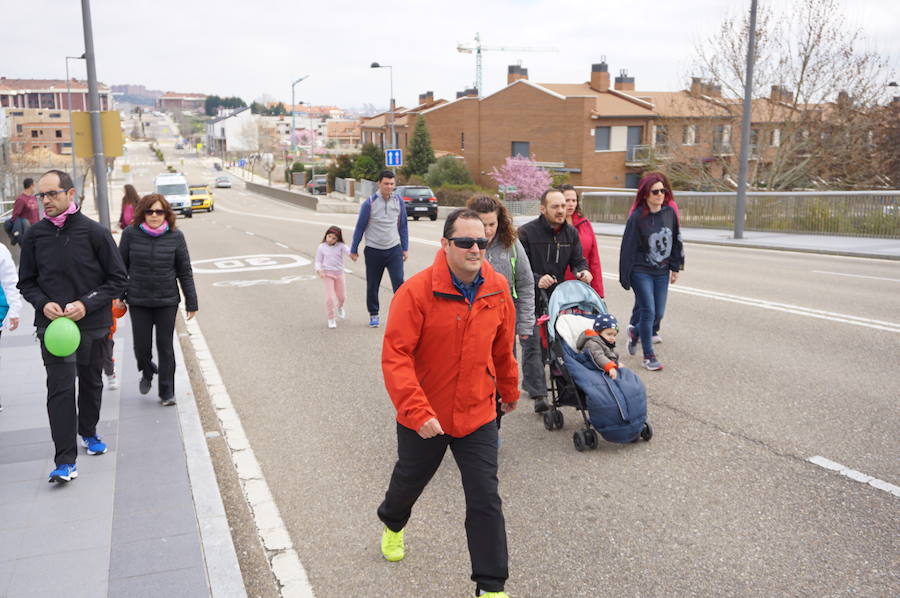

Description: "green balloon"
45 316 81 357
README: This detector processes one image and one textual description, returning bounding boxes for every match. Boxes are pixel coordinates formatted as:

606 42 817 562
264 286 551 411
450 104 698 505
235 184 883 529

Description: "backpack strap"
510 242 518 299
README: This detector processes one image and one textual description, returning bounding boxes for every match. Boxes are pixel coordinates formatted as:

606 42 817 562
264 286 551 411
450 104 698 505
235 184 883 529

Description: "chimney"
770 85 793 103
507 64 529 85
418 91 434 105
690 77 703 95
590 61 610 92
456 87 478 99
614 69 635 91
707 84 722 98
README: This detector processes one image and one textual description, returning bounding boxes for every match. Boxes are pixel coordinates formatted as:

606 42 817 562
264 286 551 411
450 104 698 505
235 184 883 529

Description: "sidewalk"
0 311 245 595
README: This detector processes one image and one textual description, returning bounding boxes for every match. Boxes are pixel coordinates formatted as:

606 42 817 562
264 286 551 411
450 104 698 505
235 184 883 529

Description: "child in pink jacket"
315 225 350 329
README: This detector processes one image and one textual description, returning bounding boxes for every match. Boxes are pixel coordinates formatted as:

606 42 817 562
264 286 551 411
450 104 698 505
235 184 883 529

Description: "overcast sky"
3 0 898 110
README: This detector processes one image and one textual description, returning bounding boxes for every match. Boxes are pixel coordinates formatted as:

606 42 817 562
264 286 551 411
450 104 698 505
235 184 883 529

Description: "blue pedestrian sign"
385 149 403 167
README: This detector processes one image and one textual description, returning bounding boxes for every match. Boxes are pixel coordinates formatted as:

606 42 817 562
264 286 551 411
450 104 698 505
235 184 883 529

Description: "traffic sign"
385 149 403 167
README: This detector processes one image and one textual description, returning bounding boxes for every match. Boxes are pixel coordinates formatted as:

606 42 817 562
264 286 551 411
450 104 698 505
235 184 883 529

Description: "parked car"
214 175 232 188
189 184 214 212
174 142 184 150
396 185 438 221
154 173 193 217
306 174 328 195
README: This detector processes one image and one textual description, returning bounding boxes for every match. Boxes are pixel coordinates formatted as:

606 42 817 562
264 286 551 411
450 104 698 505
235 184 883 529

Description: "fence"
580 190 900 238
334 177 348 194
355 178 378 201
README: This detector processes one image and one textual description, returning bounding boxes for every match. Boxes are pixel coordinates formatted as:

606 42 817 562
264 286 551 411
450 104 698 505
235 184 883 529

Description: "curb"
182 313 317 598
173 315 248 598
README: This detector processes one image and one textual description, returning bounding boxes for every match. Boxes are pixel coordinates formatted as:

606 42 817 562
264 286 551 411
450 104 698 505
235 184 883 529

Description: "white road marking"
192 254 310 274
604 273 900 333
212 274 317 287
275 242 289 249
245 231 256 236
813 270 900 283
183 315 316 598
807 456 900 498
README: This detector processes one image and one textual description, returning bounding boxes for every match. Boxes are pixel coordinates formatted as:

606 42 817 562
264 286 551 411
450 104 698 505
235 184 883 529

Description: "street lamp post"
291 75 309 154
734 0 758 240
370 62 395 150
65 54 85 200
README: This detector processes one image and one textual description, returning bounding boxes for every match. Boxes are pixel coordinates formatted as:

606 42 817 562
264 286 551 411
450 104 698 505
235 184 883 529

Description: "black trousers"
129 305 178 400
364 245 404 316
39 326 108 466
377 421 509 593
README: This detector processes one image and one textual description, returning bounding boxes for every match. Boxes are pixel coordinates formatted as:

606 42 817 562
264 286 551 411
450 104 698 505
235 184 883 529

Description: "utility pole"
80 0 110 229
291 75 308 153
734 0 758 239
65 54 85 200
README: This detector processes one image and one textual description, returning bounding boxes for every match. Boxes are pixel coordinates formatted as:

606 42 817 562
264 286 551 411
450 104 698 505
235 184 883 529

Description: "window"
31 130 39 138
16 124 23 134
50 113 61 118
511 141 530 157
624 173 642 188
55 130 62 138
682 124 697 145
654 125 668 146
594 127 610 151
11 111 24 117
769 128 781 147
460 132 465 151
750 128 759 146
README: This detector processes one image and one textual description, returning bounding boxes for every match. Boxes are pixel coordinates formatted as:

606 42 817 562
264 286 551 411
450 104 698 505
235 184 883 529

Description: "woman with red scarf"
561 184 605 298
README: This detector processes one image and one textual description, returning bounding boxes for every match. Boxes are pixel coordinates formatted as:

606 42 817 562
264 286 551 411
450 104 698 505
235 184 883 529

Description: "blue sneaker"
48 463 78 483
81 435 108 455
369 315 380 328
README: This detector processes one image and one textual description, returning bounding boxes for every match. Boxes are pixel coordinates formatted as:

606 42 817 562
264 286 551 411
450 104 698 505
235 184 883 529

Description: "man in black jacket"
18 169 128 483
517 188 591 413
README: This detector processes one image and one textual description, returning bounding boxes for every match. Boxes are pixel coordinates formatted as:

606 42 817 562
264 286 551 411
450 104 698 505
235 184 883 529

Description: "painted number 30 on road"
191 254 311 274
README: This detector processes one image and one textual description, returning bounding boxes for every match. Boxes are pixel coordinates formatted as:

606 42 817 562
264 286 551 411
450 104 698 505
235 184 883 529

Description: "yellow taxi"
188 184 215 212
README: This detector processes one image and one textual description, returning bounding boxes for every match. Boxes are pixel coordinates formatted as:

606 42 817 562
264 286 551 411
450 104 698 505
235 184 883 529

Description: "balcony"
625 144 670 166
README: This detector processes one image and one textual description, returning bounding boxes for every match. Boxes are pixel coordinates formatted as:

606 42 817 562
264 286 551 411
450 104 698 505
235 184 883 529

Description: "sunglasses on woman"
650 188 667 196
144 209 166 216
448 237 488 250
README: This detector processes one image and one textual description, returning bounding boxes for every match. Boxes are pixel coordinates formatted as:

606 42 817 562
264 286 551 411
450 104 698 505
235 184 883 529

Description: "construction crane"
456 32 558 98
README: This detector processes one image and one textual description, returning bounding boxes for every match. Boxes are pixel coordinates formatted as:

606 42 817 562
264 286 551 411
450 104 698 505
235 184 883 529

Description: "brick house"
5 108 74 155
0 77 112 111
359 92 447 151
157 92 206 112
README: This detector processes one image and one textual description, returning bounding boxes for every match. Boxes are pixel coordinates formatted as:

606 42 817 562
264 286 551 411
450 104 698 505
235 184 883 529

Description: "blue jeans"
630 271 669 358
364 245 404 316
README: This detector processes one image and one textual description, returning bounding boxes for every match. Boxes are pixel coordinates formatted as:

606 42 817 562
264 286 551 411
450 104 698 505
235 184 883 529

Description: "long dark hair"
631 172 675 216
557 183 580 215
466 195 516 248
134 193 177 229
122 184 140 207
322 225 344 243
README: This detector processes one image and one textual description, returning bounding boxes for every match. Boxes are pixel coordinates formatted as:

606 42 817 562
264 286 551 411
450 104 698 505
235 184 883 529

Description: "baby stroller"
538 280 653 451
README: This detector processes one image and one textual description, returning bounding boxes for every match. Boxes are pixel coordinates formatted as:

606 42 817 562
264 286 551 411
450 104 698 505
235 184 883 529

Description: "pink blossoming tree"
488 155 552 201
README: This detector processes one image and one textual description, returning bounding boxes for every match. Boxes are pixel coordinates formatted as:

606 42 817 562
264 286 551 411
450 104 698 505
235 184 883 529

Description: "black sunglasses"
144 209 166 216
35 189 69 200
650 188 667 196
448 236 488 250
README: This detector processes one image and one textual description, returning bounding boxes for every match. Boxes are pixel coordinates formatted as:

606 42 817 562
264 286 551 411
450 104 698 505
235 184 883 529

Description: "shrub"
425 156 473 188
434 184 494 207
352 155 379 181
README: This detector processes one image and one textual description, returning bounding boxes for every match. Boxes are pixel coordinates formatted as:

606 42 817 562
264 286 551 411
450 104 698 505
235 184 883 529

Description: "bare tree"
691 0 895 189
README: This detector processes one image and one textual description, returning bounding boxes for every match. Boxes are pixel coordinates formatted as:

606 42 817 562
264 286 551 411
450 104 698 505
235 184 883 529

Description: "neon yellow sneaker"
477 592 509 598
380 526 405 562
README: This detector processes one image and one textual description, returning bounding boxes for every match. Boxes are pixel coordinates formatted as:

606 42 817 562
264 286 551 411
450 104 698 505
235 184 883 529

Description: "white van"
154 173 193 218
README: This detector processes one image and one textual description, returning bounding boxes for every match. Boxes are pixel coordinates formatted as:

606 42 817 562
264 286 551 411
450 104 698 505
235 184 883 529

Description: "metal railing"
355 178 378 200
580 190 900 238
334 177 348 194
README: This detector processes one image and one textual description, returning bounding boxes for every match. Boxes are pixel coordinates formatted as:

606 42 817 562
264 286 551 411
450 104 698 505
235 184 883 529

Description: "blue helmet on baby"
592 313 619 333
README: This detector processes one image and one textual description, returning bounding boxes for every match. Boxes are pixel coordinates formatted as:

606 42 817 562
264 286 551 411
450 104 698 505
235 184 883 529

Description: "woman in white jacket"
0 243 23 412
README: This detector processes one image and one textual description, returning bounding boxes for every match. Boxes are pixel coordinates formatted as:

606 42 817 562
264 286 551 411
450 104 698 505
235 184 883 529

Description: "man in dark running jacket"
18 169 128 483
517 188 591 413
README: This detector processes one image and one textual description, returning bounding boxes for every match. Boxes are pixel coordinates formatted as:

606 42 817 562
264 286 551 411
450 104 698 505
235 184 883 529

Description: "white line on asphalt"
183 315 316 598
807 456 900 498
245 231 255 236
813 270 900 283
275 242 289 249
603 273 900 333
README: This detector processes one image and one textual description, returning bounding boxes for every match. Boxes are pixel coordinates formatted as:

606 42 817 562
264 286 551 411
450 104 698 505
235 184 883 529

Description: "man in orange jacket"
377 209 520 598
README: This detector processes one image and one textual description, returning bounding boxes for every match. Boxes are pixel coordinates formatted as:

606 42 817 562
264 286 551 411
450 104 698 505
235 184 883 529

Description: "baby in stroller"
575 313 620 381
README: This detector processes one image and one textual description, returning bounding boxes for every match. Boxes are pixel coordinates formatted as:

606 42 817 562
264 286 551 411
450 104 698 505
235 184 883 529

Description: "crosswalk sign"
385 149 403 167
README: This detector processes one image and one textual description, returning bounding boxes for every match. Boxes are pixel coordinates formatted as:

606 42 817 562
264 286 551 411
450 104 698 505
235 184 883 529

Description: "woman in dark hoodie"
619 173 684 371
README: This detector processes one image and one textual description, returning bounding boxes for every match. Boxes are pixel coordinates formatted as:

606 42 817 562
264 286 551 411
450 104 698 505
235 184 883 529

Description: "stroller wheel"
584 428 598 450
573 430 587 452
552 408 564 430
641 422 653 441
542 411 555 431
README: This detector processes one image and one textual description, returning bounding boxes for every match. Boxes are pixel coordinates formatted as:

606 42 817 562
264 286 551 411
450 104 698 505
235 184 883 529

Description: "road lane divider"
183 314 316 598
807 456 900 498
813 270 900 283
603 273 900 333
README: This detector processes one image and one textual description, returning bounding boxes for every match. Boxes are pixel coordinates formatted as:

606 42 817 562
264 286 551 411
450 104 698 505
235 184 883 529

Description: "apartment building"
4 108 74 155
0 77 111 111
359 63 809 189
157 92 206 112
325 119 361 151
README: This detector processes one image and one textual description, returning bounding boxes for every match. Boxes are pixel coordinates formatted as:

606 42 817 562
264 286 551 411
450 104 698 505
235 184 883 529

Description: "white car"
154 173 193 217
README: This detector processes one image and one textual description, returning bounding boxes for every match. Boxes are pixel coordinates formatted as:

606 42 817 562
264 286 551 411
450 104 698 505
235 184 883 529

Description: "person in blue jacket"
349 170 409 328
